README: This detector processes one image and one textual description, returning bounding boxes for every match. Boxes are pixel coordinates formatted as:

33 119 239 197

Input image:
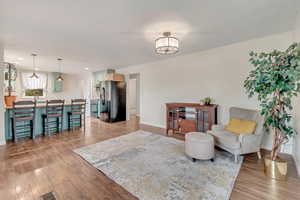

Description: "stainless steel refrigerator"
98 80 126 122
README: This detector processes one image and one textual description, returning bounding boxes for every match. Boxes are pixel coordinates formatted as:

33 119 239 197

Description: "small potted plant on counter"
244 43 300 180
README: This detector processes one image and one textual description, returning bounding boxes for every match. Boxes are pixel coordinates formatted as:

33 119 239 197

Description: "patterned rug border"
224 153 243 200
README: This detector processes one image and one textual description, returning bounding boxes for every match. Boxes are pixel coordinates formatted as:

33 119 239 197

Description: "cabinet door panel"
179 119 196 133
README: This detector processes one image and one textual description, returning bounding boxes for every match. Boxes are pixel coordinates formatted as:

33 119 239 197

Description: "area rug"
73 131 243 200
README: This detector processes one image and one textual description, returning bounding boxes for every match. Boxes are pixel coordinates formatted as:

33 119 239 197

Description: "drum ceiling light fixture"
155 32 179 55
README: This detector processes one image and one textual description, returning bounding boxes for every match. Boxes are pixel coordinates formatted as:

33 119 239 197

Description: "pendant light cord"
58 58 62 73
31 53 37 71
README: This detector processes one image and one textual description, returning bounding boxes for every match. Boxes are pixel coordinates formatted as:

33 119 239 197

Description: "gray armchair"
207 107 264 162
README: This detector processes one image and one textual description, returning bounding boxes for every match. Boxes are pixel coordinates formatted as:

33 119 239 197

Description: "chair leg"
71 116 74 132
68 115 70 131
12 118 16 142
56 117 59 134
257 150 262 159
70 117 72 131
32 120 35 139
61 116 64 133
47 117 50 136
80 114 82 128
83 114 86 132
234 154 239 163
30 120 33 139
42 118 45 136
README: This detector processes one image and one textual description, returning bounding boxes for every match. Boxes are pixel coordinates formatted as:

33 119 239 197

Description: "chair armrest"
211 124 226 131
238 134 259 143
238 134 262 154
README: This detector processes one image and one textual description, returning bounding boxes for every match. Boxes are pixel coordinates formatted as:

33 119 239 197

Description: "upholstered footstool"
185 132 215 162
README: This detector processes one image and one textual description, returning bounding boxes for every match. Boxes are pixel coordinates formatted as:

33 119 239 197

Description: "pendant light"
30 53 39 79
56 58 64 81
155 32 179 55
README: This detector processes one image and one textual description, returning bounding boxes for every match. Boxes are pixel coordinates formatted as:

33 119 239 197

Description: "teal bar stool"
42 100 65 136
68 99 86 131
11 100 36 142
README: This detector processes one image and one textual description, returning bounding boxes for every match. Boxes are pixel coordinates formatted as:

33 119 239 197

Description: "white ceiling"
1 0 300 73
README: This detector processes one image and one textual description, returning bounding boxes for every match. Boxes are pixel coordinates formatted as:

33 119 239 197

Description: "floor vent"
40 192 56 200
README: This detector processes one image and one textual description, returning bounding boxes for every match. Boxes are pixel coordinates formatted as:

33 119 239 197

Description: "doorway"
128 73 140 119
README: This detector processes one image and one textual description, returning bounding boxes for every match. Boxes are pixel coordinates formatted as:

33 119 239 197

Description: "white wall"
293 14 300 175
14 71 85 103
47 73 85 102
118 31 294 151
0 42 5 145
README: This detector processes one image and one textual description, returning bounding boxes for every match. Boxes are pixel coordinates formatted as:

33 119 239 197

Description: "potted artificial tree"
244 43 300 180
4 63 17 106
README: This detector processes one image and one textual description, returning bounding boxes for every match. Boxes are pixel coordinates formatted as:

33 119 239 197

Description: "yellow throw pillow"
225 118 257 134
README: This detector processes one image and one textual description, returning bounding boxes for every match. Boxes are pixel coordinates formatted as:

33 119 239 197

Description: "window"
21 71 48 98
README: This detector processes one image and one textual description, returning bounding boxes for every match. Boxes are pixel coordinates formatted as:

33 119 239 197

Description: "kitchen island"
5 103 76 140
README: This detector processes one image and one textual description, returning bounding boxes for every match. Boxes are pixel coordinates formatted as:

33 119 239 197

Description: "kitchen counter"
5 103 73 109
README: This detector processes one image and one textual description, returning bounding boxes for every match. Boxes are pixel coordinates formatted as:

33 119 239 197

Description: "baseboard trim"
293 154 300 177
0 140 6 146
140 121 165 129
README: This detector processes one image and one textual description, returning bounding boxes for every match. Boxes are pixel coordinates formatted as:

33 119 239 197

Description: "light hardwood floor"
0 116 299 200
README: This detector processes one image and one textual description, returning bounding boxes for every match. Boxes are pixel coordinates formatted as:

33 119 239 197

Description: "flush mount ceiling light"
155 32 179 55
56 58 64 81
30 53 39 79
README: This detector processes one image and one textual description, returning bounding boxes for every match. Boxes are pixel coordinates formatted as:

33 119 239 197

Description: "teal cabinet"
90 100 109 118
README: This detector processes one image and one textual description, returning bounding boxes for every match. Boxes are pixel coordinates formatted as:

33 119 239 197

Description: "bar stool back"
42 100 65 136
12 100 36 142
68 99 86 131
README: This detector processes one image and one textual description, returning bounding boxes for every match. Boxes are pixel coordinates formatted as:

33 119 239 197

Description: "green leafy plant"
244 43 300 161
200 97 214 105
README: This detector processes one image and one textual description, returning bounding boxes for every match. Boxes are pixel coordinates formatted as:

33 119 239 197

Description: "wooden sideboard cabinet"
166 103 218 135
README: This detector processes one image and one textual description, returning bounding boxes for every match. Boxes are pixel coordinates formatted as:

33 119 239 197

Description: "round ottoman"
185 132 215 162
